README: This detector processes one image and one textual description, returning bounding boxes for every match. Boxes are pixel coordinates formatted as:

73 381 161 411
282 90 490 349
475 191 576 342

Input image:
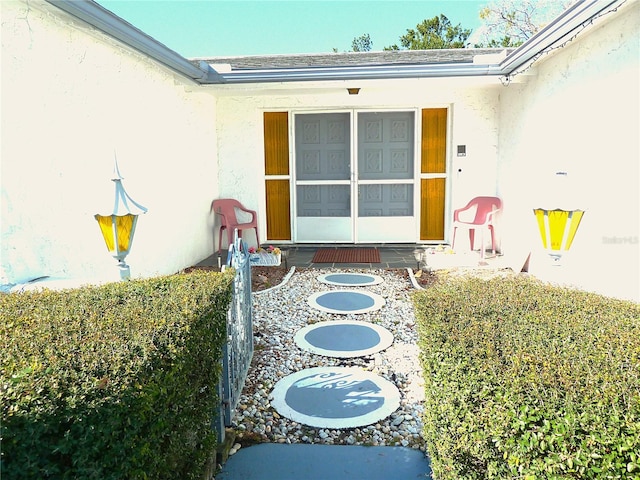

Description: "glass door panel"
358 184 414 217
297 185 350 217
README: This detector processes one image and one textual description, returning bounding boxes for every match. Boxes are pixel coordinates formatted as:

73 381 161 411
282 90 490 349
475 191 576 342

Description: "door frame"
290 108 422 244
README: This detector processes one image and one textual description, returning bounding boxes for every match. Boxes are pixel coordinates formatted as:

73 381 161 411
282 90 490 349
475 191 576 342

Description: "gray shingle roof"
193 48 512 70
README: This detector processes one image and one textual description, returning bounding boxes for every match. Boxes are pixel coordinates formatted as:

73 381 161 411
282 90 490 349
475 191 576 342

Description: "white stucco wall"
211 78 502 245
1 1 218 285
497 0 640 301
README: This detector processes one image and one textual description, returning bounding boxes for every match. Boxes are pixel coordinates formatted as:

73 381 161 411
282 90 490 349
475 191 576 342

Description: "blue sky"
97 1 487 57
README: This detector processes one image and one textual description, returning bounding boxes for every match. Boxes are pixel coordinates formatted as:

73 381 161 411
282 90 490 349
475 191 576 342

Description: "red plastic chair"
451 196 502 258
211 199 260 253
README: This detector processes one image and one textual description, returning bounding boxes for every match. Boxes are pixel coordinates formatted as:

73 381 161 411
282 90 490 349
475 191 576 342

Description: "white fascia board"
212 63 502 84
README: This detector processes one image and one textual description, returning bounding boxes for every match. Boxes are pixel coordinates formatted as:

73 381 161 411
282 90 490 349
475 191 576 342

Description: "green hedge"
1 270 234 479
413 276 640 479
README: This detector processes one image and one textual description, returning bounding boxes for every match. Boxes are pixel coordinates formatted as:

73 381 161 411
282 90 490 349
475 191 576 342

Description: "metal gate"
214 235 253 443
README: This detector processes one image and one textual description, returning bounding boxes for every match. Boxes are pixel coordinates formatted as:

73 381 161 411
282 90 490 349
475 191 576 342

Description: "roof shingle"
193 48 512 70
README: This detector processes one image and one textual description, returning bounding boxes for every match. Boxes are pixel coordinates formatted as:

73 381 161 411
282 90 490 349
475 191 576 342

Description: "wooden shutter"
420 108 447 240
421 108 447 174
420 178 446 240
263 112 291 240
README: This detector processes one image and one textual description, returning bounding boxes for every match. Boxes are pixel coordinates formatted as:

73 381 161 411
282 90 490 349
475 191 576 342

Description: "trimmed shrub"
413 276 640 479
1 270 234 479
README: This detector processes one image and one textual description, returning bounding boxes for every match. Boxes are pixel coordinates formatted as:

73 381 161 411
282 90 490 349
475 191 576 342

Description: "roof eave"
210 63 504 84
46 0 626 85
497 0 626 75
209 0 627 84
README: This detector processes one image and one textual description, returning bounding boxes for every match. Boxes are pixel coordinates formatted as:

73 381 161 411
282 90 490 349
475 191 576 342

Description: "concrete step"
216 443 432 479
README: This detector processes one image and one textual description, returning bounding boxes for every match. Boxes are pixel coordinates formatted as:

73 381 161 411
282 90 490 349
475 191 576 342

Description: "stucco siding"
497 0 639 301
1 1 218 284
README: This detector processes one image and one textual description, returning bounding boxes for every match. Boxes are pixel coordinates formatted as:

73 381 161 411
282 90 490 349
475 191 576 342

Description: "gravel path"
231 268 427 452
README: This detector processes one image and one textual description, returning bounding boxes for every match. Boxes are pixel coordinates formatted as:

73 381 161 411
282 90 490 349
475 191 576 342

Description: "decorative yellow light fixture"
347 87 360 95
533 172 584 263
95 157 147 280
533 208 584 260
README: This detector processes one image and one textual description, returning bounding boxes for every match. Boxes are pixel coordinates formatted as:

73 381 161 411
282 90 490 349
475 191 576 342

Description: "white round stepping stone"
270 366 400 429
294 320 393 358
307 290 385 314
317 272 383 287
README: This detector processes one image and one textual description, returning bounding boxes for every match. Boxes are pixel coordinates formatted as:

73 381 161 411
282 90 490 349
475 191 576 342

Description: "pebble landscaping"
230 268 427 453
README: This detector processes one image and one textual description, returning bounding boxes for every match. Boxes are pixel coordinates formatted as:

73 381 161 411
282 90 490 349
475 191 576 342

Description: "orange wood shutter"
264 112 289 175
263 112 291 240
420 108 447 240
421 108 447 174
420 178 446 240
265 180 291 240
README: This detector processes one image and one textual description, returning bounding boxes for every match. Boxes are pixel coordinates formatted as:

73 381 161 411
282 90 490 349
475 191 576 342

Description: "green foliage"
482 36 523 48
413 276 640 479
473 0 572 48
0 270 234 479
351 33 372 52
385 14 471 50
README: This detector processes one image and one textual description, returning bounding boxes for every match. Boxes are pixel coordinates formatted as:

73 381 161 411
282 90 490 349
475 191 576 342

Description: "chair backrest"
211 198 244 226
465 196 502 224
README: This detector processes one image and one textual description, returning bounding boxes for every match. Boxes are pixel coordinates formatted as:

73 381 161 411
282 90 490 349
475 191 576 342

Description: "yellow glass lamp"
533 209 584 261
533 172 584 263
95 160 147 280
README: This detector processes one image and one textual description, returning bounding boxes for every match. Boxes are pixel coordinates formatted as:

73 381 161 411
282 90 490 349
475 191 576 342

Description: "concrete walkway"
215 250 436 479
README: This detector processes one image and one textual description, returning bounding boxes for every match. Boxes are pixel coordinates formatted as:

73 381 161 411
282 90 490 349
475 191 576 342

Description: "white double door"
294 111 417 243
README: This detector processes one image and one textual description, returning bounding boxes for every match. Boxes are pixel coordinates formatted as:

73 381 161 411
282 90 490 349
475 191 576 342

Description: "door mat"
312 248 380 264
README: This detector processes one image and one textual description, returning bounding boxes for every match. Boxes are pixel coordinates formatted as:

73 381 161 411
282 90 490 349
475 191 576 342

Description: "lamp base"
118 260 131 280
546 252 566 266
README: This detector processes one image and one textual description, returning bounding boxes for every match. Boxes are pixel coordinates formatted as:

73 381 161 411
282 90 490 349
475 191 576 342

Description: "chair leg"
218 227 225 254
490 227 497 255
226 228 234 250
469 230 475 251
451 227 457 251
